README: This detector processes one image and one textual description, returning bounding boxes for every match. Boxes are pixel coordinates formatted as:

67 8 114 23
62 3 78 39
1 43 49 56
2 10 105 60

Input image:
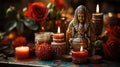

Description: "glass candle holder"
34 32 53 47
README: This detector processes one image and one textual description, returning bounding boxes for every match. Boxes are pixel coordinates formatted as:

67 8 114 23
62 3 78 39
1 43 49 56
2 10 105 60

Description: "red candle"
72 46 88 58
53 26 64 39
71 46 88 64
15 46 29 59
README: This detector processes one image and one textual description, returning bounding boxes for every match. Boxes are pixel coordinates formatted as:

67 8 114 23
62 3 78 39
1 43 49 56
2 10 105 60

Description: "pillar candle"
92 4 103 36
53 26 64 39
15 46 29 59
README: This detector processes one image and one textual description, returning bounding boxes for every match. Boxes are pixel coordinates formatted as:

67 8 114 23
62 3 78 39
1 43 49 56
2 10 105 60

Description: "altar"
0 0 120 67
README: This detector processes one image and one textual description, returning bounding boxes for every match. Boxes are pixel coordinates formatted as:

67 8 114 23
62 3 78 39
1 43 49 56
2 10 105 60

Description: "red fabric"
103 26 120 60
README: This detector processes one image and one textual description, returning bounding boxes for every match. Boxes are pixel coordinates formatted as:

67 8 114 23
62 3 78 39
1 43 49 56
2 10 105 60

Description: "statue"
66 5 95 51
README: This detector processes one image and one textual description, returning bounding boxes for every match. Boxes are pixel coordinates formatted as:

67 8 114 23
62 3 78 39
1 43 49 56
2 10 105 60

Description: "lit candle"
92 4 103 36
53 26 64 39
15 46 29 59
71 46 88 64
72 46 88 58
41 26 45 32
108 12 113 17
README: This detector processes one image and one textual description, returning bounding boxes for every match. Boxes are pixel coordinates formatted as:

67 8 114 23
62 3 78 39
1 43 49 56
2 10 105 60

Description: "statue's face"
78 13 85 23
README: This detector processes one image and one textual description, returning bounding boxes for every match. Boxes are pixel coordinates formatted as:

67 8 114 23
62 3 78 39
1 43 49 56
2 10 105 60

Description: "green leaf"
0 32 8 39
47 3 53 9
6 6 17 18
5 21 17 32
94 40 103 47
22 18 39 30
16 20 24 32
0 32 5 39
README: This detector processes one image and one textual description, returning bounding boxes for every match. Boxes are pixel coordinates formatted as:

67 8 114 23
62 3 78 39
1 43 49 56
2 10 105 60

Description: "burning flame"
80 46 83 52
96 4 99 13
41 26 45 31
57 26 60 33
108 12 113 17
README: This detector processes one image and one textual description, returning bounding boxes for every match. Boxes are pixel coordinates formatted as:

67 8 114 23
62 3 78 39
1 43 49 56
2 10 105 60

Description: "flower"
13 36 27 47
4 6 39 35
51 0 66 10
24 2 48 23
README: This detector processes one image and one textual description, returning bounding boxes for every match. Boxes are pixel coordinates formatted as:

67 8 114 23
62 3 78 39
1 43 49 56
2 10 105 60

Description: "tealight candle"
71 46 88 64
15 46 29 59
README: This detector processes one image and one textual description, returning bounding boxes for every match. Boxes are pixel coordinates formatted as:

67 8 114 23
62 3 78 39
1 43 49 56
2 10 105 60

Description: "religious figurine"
66 5 95 51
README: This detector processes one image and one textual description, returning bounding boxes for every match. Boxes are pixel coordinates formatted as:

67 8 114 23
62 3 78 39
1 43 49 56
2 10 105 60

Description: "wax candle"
92 4 103 36
71 46 88 64
72 46 88 58
53 26 64 39
15 46 29 59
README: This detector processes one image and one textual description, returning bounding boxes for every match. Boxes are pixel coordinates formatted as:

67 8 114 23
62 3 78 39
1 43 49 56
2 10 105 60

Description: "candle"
53 26 64 39
51 42 66 57
15 46 29 59
71 46 88 64
92 4 103 36
72 46 88 58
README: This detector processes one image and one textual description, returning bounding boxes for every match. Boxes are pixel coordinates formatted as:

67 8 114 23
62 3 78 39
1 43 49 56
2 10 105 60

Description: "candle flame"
41 26 45 31
108 12 113 17
9 32 15 39
96 4 99 13
57 26 60 33
80 46 83 52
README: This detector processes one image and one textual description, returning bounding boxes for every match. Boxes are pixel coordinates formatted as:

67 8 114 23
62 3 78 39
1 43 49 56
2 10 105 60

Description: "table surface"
0 57 120 67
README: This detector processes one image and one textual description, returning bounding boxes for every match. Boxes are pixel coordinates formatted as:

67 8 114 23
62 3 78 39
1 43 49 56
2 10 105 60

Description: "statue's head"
74 5 90 23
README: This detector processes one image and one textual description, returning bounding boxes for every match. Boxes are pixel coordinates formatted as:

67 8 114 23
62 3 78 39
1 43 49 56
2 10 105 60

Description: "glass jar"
34 32 53 47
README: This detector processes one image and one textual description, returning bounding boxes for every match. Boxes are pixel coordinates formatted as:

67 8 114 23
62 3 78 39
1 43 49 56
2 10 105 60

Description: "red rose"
24 2 48 22
52 0 66 10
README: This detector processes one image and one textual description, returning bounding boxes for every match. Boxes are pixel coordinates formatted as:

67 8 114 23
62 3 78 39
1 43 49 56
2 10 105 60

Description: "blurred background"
0 0 120 31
